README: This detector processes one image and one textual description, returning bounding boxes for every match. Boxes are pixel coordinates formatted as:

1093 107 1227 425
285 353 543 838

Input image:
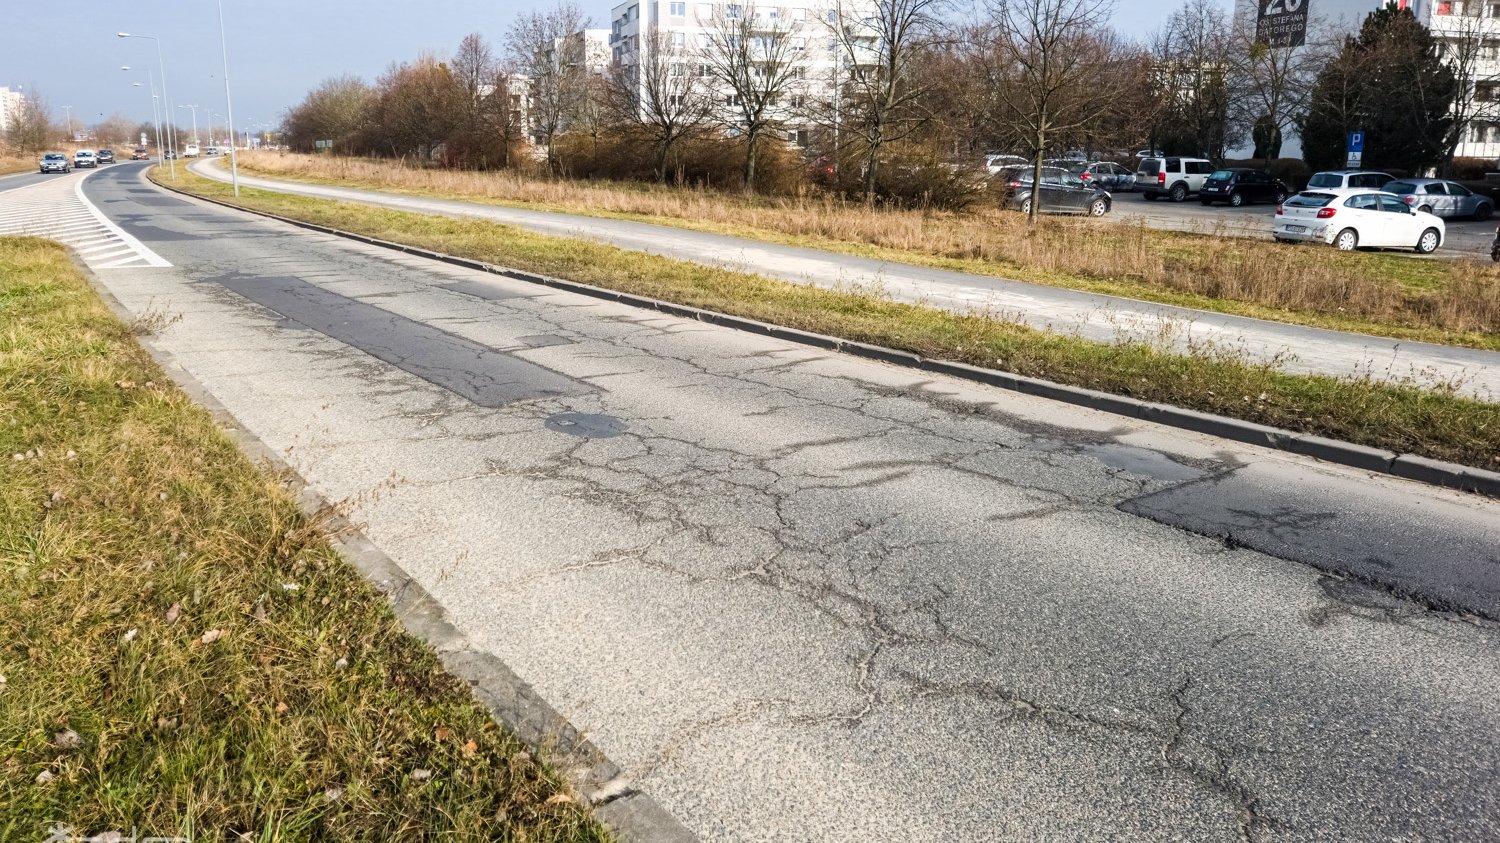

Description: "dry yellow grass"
235 152 1500 344
0 153 35 176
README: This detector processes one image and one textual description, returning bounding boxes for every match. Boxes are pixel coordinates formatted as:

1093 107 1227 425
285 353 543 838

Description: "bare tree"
823 0 943 200
5 89 53 154
1226 10 1320 161
700 4 802 189
506 2 589 173
613 31 714 181
94 112 140 149
979 0 1121 222
1150 0 1234 160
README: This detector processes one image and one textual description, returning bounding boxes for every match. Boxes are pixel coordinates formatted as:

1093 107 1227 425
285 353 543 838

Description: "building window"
671 62 686 77
726 4 743 18
670 1 685 14
673 31 687 47
629 4 638 19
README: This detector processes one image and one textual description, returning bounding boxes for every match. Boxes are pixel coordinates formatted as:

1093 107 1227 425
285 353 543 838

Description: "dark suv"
1198 168 1289 207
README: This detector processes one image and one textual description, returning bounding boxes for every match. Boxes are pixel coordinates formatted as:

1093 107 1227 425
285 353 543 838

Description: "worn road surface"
187 158 1500 400
14 163 1499 841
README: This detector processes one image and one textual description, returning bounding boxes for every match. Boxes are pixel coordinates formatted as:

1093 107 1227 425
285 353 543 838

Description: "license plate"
1285 225 1305 233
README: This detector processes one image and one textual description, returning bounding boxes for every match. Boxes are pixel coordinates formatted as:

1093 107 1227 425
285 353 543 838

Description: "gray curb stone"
150 174 1500 500
72 239 699 843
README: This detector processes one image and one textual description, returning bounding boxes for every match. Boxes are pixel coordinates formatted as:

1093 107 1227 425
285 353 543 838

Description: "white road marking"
0 170 171 269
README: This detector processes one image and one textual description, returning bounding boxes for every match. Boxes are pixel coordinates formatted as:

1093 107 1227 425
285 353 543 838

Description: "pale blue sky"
3 0 1375 135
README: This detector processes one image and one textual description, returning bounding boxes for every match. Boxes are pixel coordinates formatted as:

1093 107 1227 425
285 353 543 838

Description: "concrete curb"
149 172 1500 499
73 244 698 843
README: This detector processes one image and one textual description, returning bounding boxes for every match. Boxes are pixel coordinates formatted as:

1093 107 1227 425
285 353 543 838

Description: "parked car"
96 149 115 164
985 153 1028 175
1136 156 1215 201
131 148 150 160
1068 161 1137 192
1381 178 1494 220
1002 167 1112 216
1273 189 1444 254
73 150 97 169
1306 170 1394 190
1198 168 1288 207
39 153 70 174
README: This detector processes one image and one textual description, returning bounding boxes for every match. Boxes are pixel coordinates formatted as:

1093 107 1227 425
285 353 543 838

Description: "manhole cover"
545 412 626 439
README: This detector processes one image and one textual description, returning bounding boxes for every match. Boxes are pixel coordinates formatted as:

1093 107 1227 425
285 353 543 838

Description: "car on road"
96 149 115 164
1273 189 1444 254
1136 156 1215 201
1068 161 1137 192
1002 167 1112 216
73 150 97 169
39 153 70 174
131 148 150 160
183 144 200 157
205 146 220 156
1306 170 1394 190
1381 178 1494 220
1197 168 1289 207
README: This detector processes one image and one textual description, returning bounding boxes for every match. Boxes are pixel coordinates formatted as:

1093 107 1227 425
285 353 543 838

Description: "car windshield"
1307 173 1343 188
43 154 63 160
1384 182 1416 194
1285 192 1335 208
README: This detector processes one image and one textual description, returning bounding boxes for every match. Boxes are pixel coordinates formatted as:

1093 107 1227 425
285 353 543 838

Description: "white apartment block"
0 86 25 135
1405 0 1500 159
608 0 878 146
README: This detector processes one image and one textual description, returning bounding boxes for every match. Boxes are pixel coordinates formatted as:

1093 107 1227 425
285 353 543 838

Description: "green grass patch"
0 236 607 841
226 156 1500 351
156 167 1500 471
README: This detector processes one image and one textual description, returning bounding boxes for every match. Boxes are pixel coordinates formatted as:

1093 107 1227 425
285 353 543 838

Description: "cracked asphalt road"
71 164 1500 841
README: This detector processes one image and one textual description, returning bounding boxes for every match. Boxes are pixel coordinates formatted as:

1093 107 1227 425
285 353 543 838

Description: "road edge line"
65 212 699 843
145 169 1500 500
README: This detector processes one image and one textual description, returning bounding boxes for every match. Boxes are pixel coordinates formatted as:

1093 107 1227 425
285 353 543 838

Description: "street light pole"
118 33 175 179
61 105 73 141
216 0 240 196
126 70 165 171
179 104 199 145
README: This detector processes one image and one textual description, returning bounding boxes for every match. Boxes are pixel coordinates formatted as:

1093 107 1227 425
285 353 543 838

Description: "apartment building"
0 86 25 135
1403 0 1500 158
608 0 878 146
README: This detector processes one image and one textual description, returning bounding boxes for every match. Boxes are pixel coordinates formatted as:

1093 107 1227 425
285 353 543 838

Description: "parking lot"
1106 190 1497 259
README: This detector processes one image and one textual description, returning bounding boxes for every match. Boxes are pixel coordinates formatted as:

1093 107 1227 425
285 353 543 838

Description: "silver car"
1381 178 1494 220
1068 161 1137 192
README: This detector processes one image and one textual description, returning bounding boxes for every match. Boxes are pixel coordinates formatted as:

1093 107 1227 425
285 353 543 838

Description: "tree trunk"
864 142 880 205
1029 125 1046 225
744 130 758 192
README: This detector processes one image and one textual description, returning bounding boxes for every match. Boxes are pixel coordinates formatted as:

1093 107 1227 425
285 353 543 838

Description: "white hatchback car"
1273 189 1444 254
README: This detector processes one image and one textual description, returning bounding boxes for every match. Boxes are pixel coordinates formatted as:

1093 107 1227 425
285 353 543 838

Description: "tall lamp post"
121 67 164 171
61 105 74 141
118 32 175 179
178 104 200 145
215 0 240 195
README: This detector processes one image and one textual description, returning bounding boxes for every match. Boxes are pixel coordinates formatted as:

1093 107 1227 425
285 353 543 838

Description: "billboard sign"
1257 0 1309 49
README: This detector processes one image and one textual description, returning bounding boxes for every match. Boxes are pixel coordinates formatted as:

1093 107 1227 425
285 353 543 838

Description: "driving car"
96 149 115 164
183 144 200 157
1136 156 1215 201
1273 189 1444 254
39 153 70 174
1198 168 1288 207
1068 161 1137 192
131 148 150 160
1381 178 1494 220
1003 167 1112 216
73 150 97 169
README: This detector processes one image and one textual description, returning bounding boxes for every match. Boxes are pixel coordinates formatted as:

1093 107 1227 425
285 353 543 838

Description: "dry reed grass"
235 153 1500 340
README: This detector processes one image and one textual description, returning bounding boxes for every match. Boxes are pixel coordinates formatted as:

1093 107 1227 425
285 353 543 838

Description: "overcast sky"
2 0 1367 134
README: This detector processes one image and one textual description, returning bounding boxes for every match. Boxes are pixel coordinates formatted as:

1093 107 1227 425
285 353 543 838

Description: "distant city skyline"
1 0 1385 133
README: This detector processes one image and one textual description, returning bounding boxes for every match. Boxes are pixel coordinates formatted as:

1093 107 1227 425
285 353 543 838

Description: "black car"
1003 167 1112 216
97 149 115 164
1199 168 1288 207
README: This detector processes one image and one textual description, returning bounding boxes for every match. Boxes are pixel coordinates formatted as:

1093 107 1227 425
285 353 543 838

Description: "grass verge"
0 154 36 176
0 236 607 841
155 165 1500 471
230 153 1500 351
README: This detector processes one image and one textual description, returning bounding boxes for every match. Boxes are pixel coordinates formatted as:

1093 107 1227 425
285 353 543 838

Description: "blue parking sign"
1346 131 1364 167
